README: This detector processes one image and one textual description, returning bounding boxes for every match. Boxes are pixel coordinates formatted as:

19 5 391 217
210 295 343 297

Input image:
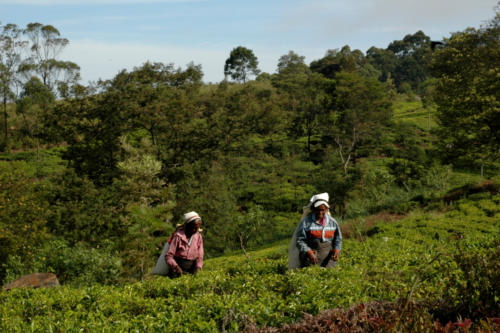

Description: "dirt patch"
364 212 405 228
443 180 500 204
341 212 405 240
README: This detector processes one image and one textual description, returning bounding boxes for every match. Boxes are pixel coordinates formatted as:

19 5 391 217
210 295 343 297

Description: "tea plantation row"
1 193 499 332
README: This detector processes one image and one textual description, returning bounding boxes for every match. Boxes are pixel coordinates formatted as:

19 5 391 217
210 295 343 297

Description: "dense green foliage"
1 193 499 331
0 8 499 331
430 13 500 169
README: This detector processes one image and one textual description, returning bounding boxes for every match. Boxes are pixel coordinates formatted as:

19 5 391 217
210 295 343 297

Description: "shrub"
387 157 425 189
0 162 51 282
3 239 123 286
437 240 500 322
40 169 125 246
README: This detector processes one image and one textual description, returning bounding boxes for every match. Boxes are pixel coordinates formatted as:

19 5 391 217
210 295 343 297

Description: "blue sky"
1 0 498 84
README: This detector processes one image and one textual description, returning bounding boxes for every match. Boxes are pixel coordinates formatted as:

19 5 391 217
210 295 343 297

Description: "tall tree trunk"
335 127 357 176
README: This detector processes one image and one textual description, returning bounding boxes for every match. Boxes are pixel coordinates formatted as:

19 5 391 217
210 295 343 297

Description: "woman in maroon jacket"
165 212 204 277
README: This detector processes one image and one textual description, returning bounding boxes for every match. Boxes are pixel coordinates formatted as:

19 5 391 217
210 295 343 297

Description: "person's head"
183 211 201 235
309 193 330 220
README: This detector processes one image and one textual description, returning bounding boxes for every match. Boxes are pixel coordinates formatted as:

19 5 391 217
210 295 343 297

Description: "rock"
2 273 60 291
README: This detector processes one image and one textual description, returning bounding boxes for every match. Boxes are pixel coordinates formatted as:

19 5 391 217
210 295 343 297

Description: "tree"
16 77 55 159
277 50 308 75
272 51 311 111
224 46 260 83
366 46 398 82
272 51 336 158
306 71 392 216
0 23 27 150
232 205 265 256
310 49 342 79
57 61 203 185
116 137 176 279
311 147 358 218
297 73 334 158
387 30 431 57
430 12 500 171
20 23 80 94
310 45 378 79
178 159 239 254
328 71 392 175
273 65 334 158
106 61 202 147
386 30 433 91
56 89 125 185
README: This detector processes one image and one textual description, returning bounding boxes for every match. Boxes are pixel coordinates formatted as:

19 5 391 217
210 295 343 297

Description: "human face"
313 204 328 221
186 220 201 235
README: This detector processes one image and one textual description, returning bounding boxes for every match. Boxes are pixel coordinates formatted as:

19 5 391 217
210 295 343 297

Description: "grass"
392 96 437 131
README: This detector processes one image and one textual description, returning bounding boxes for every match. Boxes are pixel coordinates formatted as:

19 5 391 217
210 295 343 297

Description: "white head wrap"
183 211 201 224
300 192 330 220
310 192 330 208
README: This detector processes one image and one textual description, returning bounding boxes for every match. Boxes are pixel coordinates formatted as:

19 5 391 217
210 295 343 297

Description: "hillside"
1 14 499 331
1 189 499 332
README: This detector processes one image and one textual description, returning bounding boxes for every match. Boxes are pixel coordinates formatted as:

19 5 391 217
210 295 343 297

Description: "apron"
299 240 336 268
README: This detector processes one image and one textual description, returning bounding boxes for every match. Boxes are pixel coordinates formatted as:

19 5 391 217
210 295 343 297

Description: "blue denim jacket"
296 213 342 254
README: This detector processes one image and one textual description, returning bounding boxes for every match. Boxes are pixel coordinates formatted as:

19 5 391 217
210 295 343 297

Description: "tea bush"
3 239 122 286
0 195 498 332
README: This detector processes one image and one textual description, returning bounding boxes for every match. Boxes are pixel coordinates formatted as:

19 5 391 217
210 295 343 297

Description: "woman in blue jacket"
290 193 342 269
